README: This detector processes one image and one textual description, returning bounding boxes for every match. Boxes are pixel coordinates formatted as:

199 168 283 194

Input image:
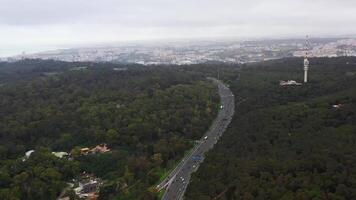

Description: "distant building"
80 144 110 155
74 179 99 196
80 148 91 155
113 67 127 71
25 150 35 158
70 66 88 71
91 143 110 154
52 152 69 158
332 103 343 109
22 150 35 161
280 80 302 86
73 173 102 199
23 150 70 161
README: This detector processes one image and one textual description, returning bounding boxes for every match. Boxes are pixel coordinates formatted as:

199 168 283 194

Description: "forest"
185 57 356 200
0 60 222 199
2 57 355 200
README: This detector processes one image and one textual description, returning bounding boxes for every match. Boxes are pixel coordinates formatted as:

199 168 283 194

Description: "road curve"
157 77 235 200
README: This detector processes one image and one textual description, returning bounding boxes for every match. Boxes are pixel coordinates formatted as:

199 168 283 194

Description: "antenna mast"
303 35 310 83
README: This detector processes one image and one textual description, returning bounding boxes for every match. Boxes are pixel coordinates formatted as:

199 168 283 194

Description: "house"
25 150 35 158
22 150 35 161
332 103 343 109
73 173 102 199
80 148 91 155
80 144 110 156
280 80 302 86
90 143 110 154
81 180 99 193
52 152 69 158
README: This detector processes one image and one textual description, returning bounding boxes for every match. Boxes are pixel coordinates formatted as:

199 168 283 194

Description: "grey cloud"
1 0 356 56
1 0 355 27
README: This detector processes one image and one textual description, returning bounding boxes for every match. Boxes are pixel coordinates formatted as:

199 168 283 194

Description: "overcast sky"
1 0 356 56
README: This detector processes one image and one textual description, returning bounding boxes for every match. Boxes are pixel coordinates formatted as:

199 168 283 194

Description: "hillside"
0 60 220 200
185 57 356 200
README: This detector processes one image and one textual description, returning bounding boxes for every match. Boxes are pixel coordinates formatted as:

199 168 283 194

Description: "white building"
280 80 302 86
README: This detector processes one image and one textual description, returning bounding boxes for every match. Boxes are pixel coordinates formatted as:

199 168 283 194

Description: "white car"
204 136 208 140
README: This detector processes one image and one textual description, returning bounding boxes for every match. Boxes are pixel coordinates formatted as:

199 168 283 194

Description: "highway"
157 77 235 200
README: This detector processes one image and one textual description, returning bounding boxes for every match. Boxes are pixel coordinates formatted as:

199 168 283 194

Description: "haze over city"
1 0 356 56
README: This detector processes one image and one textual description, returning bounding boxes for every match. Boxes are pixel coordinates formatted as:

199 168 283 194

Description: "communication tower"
303 36 310 83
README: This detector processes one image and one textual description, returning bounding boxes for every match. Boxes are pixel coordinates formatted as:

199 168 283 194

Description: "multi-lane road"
157 77 235 200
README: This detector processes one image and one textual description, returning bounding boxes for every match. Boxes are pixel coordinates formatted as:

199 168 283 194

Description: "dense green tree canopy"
185 57 356 200
0 60 222 199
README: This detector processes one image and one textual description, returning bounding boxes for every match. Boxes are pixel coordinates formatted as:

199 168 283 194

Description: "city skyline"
1 0 356 56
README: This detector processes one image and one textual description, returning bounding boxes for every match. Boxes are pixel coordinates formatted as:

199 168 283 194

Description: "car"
192 155 202 161
204 136 208 140
220 105 224 109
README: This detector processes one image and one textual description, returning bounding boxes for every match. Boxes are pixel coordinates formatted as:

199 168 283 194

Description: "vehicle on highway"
159 79 234 200
192 155 202 161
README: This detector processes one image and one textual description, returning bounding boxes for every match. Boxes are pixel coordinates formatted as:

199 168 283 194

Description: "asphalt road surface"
157 77 235 200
